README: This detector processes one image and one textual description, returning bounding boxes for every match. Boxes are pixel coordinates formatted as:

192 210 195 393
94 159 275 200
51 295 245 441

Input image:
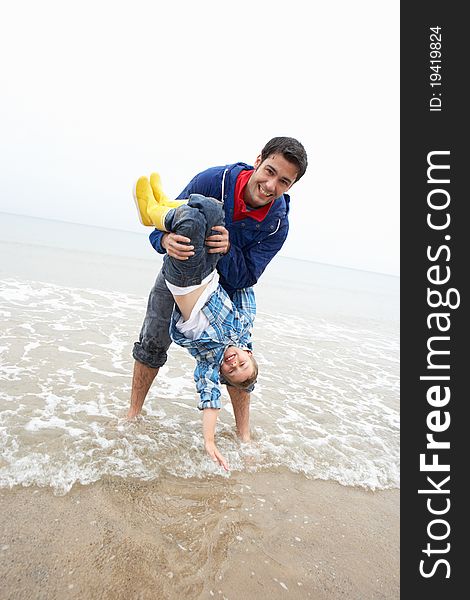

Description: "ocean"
0 212 399 495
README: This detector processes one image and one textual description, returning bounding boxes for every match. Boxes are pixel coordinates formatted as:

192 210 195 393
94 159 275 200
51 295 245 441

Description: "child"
134 175 258 470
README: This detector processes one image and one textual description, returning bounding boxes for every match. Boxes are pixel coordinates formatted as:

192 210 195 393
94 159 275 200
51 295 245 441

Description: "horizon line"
0 210 399 278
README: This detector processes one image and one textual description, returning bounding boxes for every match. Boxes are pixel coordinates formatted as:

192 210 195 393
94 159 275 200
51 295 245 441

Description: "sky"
0 1 399 276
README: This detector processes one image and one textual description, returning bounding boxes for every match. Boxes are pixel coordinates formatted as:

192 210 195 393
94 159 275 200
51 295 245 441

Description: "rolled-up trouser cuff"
132 342 168 369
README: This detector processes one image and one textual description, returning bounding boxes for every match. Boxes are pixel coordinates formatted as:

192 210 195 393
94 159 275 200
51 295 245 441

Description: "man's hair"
223 355 258 390
260 137 308 182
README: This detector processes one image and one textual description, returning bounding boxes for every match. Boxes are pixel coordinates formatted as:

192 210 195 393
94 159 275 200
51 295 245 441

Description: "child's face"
220 346 254 384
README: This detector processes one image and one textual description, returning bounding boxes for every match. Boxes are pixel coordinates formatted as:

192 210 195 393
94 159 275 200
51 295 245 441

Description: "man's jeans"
132 195 224 369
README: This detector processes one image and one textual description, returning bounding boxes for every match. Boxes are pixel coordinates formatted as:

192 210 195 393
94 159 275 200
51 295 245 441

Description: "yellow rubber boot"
133 176 153 226
133 176 173 231
150 172 187 208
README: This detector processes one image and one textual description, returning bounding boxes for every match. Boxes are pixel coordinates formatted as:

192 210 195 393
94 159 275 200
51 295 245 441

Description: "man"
128 136 308 441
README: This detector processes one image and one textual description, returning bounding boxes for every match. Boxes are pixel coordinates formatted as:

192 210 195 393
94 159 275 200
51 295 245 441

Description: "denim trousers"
162 194 225 286
132 194 224 368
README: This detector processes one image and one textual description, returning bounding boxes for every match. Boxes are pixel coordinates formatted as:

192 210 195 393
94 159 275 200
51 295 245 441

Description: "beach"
1 474 398 600
0 215 399 599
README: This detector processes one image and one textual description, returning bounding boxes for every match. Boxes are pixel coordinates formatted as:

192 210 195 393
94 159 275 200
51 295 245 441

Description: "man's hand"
162 232 194 260
206 225 230 255
205 440 229 471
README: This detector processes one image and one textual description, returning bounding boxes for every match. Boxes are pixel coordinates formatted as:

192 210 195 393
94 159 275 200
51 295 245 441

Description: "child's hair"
223 355 259 390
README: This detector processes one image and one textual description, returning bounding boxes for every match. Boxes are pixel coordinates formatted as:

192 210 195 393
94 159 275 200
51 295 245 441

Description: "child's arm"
202 409 229 471
230 287 257 324
191 356 229 470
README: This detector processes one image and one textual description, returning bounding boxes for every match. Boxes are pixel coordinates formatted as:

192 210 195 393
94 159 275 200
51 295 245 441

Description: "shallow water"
0 276 399 495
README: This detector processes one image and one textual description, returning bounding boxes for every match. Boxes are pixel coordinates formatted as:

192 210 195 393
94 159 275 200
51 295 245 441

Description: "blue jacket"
149 162 290 296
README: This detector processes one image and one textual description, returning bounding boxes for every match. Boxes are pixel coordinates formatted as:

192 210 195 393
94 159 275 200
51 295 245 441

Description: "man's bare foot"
126 409 140 420
127 361 159 420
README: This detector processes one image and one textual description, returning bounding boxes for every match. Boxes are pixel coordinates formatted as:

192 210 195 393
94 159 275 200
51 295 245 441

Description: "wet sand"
1 472 399 600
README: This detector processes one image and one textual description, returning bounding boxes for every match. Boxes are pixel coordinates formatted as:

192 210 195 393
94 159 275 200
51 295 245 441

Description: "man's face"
244 153 299 208
220 346 253 384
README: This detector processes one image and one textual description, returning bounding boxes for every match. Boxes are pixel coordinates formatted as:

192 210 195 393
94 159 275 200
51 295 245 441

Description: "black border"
401 2 465 595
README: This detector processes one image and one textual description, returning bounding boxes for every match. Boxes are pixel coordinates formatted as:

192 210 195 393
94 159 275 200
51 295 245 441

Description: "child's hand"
205 441 229 471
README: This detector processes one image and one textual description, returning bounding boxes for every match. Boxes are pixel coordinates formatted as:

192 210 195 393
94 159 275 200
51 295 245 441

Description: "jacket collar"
224 163 290 219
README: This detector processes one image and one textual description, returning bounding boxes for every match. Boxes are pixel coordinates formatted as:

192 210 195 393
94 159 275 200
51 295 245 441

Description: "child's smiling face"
220 346 254 385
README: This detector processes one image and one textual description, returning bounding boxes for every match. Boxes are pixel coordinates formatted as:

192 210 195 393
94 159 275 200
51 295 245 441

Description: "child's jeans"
162 194 225 287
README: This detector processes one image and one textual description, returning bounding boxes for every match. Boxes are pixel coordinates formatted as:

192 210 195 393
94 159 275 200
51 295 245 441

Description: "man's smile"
259 184 273 198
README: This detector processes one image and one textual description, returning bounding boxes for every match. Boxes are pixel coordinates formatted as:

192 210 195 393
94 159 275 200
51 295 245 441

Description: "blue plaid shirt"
169 286 256 410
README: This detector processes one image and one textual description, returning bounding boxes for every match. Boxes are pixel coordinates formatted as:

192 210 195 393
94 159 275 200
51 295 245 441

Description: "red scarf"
233 169 274 222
